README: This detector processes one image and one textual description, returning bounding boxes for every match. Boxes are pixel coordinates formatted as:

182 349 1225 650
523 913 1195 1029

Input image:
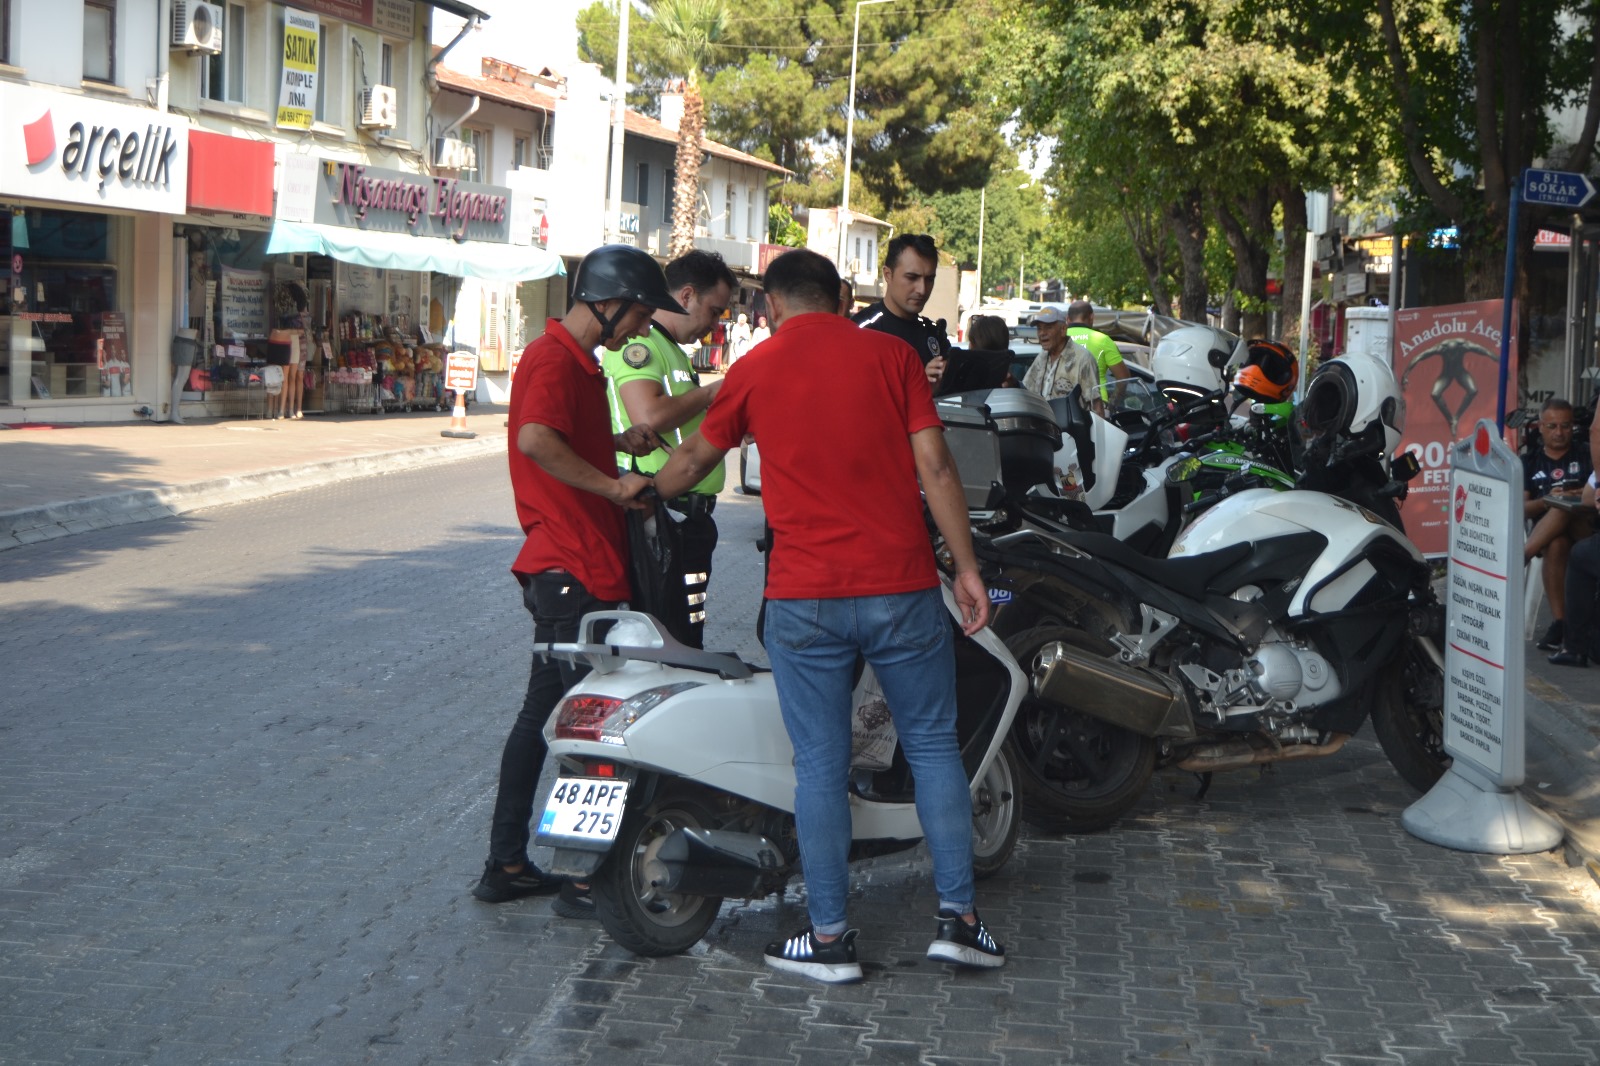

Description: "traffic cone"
441 390 476 439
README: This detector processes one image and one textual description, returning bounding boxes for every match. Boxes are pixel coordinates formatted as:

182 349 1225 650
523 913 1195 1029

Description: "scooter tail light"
553 683 705 744
554 695 621 741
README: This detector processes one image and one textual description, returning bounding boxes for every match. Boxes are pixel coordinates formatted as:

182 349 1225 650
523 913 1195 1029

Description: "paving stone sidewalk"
0 408 506 548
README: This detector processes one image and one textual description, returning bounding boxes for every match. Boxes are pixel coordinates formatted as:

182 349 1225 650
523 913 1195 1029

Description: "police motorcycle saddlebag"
944 387 1061 496
935 397 1004 509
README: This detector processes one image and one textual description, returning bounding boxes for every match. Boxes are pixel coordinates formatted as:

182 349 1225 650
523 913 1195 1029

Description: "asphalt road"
4 454 1600 1065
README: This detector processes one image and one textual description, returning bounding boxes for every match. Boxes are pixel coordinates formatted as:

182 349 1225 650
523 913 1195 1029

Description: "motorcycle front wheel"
1002 625 1156 834
593 791 724 957
971 744 1021 880
1370 638 1450 793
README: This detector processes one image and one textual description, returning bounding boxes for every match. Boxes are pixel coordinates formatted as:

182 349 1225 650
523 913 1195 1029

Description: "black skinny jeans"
487 572 616 867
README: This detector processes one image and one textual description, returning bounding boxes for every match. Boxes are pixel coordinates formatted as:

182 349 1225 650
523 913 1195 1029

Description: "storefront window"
2 205 132 403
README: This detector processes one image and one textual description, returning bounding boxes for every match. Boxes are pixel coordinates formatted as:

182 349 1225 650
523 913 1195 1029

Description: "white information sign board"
1403 421 1561 854
1443 469 1518 783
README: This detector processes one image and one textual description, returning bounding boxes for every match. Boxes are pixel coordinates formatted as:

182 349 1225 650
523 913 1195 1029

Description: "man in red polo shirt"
653 249 1004 983
472 245 686 913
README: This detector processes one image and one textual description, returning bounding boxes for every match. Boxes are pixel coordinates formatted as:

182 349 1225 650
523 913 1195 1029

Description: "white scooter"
530 578 1026 957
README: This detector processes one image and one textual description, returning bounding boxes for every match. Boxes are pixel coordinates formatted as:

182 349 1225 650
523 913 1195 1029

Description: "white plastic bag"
849 667 898 770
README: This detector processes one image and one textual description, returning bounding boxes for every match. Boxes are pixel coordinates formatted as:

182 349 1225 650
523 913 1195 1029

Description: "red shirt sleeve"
699 359 751 452
514 341 580 438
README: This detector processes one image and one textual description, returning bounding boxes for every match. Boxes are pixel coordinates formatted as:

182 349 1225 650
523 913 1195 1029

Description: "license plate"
535 777 630 848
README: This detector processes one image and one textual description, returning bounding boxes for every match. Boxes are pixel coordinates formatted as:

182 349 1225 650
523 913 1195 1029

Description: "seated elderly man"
1525 398 1593 651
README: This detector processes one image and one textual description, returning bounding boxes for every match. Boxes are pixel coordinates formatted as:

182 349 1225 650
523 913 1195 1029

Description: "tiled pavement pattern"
3 456 1600 1064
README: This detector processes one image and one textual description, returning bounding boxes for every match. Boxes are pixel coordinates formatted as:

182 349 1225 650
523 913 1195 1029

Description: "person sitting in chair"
1524 399 1593 652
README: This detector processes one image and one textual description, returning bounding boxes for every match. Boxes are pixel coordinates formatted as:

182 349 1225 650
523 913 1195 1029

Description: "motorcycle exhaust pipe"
647 827 788 898
1174 732 1352 773
1032 641 1196 739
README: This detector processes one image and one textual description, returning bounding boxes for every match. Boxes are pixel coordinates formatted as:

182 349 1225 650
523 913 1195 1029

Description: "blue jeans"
764 587 975 936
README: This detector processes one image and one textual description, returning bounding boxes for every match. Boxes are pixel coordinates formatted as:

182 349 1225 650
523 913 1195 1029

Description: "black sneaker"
551 880 597 921
763 927 863 983
1536 620 1566 651
927 910 1005 969
471 860 563 903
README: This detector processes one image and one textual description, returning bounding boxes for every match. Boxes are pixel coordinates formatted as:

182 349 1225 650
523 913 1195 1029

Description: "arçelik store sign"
0 85 188 215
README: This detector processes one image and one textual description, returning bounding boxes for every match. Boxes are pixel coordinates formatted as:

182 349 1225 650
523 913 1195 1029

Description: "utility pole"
605 0 631 246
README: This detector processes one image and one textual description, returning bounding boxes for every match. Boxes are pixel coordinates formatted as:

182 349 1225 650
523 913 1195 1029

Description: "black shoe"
471 859 564 903
1548 649 1590 667
763 927 863 983
1536 620 1566 651
926 910 1005 969
551 880 597 921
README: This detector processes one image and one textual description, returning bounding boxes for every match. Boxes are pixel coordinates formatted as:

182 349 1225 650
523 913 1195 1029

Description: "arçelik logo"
23 110 55 166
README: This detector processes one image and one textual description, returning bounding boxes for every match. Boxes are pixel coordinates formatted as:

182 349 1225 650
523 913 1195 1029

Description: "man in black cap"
471 244 682 915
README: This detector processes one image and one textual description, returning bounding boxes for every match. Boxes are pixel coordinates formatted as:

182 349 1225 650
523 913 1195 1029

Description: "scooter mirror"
1167 456 1203 484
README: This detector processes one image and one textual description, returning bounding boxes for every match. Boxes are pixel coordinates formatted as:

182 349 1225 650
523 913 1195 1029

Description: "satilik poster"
1393 299 1519 556
276 10 320 131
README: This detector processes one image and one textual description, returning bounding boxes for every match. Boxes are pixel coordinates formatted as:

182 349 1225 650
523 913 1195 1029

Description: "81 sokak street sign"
1521 169 1597 209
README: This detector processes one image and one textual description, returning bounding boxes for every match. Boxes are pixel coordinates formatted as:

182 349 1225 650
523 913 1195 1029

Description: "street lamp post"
974 186 985 303
838 0 896 273
605 0 632 246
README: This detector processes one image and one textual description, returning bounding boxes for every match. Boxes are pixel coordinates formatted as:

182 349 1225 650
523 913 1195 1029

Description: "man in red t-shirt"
653 249 1004 983
473 245 686 912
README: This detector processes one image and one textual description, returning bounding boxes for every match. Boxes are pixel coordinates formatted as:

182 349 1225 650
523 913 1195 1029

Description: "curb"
0 434 505 550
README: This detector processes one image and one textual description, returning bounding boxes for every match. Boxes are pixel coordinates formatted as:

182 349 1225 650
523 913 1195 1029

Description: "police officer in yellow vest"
603 250 737 644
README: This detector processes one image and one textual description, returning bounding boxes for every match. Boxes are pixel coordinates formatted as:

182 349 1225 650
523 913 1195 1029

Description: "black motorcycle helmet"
571 244 688 344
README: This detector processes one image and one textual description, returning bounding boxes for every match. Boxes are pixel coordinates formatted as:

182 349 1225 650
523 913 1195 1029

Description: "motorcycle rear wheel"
971 744 1021 880
593 792 724 957
1002 626 1156 834
1370 639 1450 793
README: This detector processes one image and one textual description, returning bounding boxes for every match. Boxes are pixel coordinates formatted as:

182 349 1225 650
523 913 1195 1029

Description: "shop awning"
266 221 564 283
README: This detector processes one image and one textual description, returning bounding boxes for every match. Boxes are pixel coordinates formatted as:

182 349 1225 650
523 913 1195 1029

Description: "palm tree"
652 0 727 258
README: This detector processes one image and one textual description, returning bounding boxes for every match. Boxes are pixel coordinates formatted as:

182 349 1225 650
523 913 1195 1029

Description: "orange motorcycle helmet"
1232 340 1299 403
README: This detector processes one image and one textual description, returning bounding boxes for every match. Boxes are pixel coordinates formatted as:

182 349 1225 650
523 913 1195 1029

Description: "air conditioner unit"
359 86 398 130
432 136 477 171
172 1 223 54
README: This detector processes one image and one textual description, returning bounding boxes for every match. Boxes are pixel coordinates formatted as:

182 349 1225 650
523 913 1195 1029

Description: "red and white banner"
1393 300 1519 557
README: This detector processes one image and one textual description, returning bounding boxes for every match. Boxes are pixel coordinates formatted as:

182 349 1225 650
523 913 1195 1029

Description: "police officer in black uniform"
852 233 950 385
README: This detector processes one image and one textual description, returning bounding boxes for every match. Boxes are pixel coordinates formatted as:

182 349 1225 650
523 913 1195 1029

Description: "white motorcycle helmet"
1300 354 1406 457
1151 326 1247 399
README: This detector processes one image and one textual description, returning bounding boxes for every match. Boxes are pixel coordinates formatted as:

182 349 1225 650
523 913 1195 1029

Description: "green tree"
577 0 1007 213
989 0 1381 337
1319 0 1600 302
767 201 806 245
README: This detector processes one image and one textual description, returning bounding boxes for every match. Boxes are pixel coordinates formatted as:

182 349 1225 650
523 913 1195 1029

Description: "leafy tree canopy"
577 0 1008 210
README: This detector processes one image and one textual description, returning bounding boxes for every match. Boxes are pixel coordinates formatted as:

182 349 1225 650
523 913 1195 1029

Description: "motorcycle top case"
942 388 1061 496
936 398 1003 509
